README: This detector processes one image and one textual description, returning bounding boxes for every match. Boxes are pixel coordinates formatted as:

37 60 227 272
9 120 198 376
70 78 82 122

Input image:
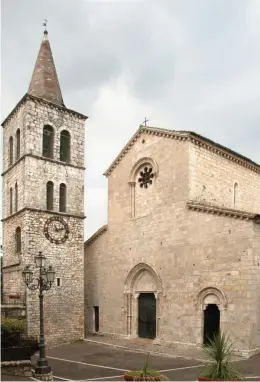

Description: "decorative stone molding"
196 286 228 311
84 225 108 246
124 262 163 294
2 93 88 127
187 201 260 223
2 153 85 177
2 207 85 223
103 125 260 176
129 157 159 183
124 263 163 338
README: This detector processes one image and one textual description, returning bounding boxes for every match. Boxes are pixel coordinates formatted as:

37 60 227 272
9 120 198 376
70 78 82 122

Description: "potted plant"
124 352 168 381
198 331 242 381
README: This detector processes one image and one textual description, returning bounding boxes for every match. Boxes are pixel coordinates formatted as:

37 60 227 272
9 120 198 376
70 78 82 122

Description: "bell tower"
2 29 87 345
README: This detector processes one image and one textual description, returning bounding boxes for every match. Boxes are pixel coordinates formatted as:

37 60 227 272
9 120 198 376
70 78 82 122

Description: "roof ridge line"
104 126 260 176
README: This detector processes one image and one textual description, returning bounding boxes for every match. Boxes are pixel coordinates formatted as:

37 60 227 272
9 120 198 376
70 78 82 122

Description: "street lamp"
22 251 55 379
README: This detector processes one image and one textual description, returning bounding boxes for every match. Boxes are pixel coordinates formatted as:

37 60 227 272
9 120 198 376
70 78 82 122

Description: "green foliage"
127 370 161 377
125 353 168 380
1 317 26 334
200 331 242 380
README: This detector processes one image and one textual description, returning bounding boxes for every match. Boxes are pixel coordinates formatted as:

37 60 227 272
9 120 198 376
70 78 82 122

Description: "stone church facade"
2 30 87 346
84 126 260 357
2 28 260 358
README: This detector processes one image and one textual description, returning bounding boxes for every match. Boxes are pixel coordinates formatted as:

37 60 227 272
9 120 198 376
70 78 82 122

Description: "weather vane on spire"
43 18 48 30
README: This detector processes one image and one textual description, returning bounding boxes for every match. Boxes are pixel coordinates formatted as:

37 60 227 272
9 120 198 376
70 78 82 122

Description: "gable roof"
84 225 108 247
103 125 260 176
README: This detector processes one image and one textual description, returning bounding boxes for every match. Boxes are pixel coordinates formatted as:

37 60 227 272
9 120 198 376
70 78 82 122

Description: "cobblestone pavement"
2 339 260 381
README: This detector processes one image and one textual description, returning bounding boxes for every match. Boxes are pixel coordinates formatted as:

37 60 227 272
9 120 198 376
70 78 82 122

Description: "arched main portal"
124 263 163 339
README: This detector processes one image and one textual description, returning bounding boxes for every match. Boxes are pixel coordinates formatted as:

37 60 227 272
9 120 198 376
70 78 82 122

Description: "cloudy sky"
1 0 260 240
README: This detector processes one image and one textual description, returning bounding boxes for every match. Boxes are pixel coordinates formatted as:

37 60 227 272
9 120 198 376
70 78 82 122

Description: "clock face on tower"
44 216 69 244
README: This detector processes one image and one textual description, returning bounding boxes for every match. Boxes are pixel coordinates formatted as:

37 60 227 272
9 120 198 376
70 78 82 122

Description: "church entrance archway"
138 293 156 339
124 263 163 338
203 304 220 345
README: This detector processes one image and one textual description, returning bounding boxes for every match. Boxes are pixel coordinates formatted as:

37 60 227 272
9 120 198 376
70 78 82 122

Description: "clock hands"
54 223 64 232
44 216 69 244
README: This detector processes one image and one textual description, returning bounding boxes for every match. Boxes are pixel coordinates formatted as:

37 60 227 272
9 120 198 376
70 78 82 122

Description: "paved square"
37 341 260 381
2 340 260 381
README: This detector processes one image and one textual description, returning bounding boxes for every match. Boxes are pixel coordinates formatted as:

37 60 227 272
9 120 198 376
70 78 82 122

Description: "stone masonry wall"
107 133 189 225
85 208 257 352
3 161 25 218
189 143 260 213
84 231 108 335
251 223 260 351
23 156 84 215
23 99 85 167
2 97 86 346
3 104 26 172
24 210 85 346
85 131 259 355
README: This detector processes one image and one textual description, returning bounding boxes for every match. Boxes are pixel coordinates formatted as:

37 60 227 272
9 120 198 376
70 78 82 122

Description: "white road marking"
48 355 129 372
53 376 73 381
244 377 260 380
84 375 124 380
85 338 207 362
159 364 204 372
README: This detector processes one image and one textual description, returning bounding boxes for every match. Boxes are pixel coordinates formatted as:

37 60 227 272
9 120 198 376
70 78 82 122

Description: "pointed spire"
28 29 65 107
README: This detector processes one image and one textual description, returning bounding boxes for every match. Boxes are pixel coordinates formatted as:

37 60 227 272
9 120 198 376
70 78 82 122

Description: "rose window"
138 167 154 188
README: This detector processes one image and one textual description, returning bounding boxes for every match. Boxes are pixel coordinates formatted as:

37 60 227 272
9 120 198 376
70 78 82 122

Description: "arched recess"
16 129 21 160
9 136 14 166
43 125 54 159
233 182 238 207
129 157 159 183
60 130 71 162
128 157 159 218
195 287 227 345
124 263 163 338
196 286 228 311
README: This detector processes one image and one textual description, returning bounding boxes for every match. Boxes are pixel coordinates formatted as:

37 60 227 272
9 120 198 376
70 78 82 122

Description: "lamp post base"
34 369 53 381
34 364 52 381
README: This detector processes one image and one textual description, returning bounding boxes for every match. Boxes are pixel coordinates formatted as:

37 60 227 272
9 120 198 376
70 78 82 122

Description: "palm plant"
124 352 168 381
199 331 242 381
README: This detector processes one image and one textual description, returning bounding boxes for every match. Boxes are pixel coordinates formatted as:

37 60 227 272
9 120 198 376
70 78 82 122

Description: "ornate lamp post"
22 251 55 379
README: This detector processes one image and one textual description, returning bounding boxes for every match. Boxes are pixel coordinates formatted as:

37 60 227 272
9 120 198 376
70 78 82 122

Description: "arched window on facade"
129 157 158 219
60 130 71 162
59 183 67 212
9 136 14 166
46 181 54 210
234 182 238 207
15 227 21 253
10 187 13 215
15 183 18 212
43 125 54 159
16 129 20 160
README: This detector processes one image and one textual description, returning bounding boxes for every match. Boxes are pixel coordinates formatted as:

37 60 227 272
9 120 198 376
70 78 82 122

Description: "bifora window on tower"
138 167 155 189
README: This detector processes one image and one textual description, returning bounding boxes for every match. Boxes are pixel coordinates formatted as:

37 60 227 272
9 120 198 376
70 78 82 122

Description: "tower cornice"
1 93 88 127
1 207 86 223
1 152 85 177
